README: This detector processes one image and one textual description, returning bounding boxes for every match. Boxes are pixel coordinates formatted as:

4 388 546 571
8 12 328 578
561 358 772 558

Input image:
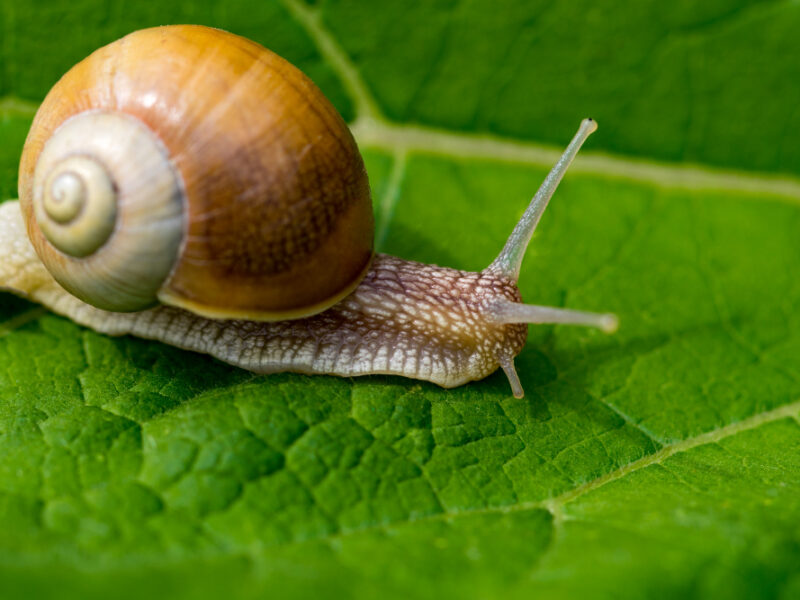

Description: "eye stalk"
489 118 598 281
483 118 615 398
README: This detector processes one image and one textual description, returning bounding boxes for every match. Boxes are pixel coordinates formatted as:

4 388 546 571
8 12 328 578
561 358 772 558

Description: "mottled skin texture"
0 202 527 389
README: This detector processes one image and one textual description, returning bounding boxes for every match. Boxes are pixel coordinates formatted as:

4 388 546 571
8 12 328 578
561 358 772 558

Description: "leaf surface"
1 1 800 598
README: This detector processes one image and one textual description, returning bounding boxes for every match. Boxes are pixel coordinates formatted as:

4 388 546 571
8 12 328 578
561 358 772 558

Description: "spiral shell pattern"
26 111 184 311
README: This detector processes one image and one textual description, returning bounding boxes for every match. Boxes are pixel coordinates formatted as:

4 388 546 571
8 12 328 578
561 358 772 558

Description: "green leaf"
2 1 800 598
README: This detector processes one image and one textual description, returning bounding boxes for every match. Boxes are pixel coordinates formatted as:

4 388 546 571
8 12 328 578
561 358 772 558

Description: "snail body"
1 26 617 398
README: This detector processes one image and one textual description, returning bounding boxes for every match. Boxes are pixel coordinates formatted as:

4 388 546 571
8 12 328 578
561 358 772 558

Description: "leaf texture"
1 1 800 598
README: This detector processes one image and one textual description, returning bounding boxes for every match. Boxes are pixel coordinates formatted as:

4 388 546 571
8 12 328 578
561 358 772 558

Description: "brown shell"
18 25 373 320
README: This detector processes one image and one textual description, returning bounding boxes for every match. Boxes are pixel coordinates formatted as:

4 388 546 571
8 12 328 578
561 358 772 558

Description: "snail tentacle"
489 118 597 281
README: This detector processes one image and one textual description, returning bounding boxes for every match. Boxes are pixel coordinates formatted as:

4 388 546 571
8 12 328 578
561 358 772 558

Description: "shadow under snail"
0 25 618 398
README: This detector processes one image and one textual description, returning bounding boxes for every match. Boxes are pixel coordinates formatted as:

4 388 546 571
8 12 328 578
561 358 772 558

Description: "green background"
2 1 800 598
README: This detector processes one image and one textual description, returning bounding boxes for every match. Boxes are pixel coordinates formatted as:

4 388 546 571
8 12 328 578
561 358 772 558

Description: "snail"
0 25 617 398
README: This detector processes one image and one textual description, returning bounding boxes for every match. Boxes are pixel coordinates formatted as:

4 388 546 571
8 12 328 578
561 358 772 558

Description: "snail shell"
18 25 373 320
